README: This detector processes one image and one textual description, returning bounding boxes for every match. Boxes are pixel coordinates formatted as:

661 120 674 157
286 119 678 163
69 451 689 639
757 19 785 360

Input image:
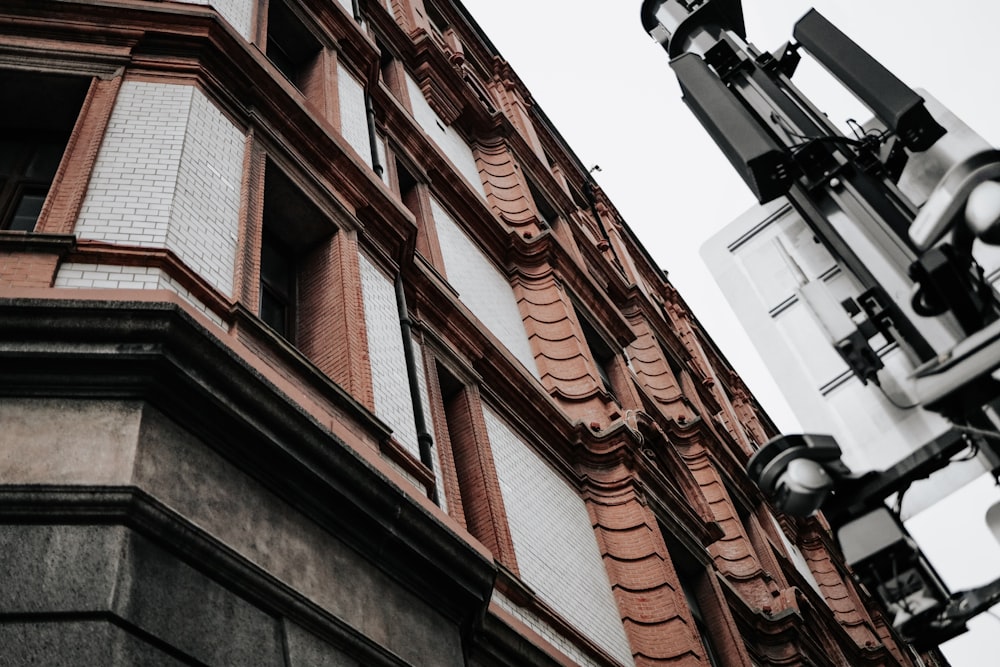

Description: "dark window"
424 2 449 34
661 527 725 667
395 159 420 214
579 314 618 397
266 0 322 90
259 160 332 341
527 178 558 229
0 70 89 231
259 232 296 338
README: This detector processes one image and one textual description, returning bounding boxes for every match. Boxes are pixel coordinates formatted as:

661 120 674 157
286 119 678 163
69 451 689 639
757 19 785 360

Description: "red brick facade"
0 1 932 666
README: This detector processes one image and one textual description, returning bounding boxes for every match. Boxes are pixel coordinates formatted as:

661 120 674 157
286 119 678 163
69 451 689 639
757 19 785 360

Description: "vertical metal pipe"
395 274 439 504
366 94 384 179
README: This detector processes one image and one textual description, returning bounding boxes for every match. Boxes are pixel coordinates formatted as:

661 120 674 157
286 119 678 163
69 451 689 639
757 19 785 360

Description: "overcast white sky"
458 1 1000 664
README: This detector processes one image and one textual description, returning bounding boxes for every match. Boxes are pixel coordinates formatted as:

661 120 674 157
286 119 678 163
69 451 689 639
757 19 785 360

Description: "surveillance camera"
747 434 850 516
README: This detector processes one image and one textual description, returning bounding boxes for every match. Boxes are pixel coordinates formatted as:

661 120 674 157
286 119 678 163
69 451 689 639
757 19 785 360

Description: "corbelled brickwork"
0 0 927 665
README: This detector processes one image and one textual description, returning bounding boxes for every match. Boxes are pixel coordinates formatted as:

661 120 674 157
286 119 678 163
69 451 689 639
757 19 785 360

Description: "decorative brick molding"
36 75 123 236
682 442 779 610
587 482 707 665
512 265 613 425
63 240 233 321
798 524 885 651
476 140 542 235
624 311 697 423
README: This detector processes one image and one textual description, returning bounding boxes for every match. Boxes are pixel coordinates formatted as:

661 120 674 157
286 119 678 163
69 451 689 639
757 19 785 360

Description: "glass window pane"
0 140 22 174
8 190 46 231
260 287 289 338
25 141 65 180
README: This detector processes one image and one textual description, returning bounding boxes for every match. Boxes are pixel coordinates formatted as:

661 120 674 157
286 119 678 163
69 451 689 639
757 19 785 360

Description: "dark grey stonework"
0 299 585 667
0 620 188 667
283 620 362 667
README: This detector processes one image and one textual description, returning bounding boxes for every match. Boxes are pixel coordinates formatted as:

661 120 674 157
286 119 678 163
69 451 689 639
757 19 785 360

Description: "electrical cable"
892 483 909 517
875 382 920 410
953 425 1000 442
950 439 980 462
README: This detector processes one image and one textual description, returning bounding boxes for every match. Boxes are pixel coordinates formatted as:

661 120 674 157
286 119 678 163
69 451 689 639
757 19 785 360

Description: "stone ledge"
0 297 495 632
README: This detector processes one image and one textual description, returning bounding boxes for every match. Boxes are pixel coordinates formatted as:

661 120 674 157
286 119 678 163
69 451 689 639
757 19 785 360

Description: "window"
266 0 323 92
579 313 618 398
396 159 420 215
661 527 725 667
423 2 449 35
0 70 89 231
526 178 558 229
259 232 296 338
258 160 333 342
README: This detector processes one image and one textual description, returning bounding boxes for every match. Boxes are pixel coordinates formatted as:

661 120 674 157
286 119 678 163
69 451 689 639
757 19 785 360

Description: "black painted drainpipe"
365 94 384 180
395 274 439 505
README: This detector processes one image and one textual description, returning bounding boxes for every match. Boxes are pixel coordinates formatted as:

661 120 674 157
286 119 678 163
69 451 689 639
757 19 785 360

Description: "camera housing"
746 433 852 516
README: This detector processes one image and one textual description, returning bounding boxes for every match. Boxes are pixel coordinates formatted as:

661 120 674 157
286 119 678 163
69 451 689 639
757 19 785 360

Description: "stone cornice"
0 485 418 667
0 296 496 625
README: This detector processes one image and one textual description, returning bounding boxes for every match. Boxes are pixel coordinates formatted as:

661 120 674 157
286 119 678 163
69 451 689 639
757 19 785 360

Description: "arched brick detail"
511 266 610 424
475 140 541 235
664 295 754 455
35 75 123 236
798 525 884 651
625 312 697 423
681 443 777 609
586 480 708 666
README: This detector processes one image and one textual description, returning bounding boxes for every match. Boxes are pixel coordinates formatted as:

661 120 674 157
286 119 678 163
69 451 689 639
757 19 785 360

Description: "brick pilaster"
35 75 123 236
586 479 707 666
445 383 518 573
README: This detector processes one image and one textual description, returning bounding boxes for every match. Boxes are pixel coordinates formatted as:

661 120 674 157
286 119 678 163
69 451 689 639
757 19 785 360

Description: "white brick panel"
170 88 243 298
338 63 374 169
484 407 634 666
75 82 242 299
358 254 420 459
54 262 225 328
172 0 253 40
404 73 486 197
492 591 605 667
76 81 186 248
432 199 538 378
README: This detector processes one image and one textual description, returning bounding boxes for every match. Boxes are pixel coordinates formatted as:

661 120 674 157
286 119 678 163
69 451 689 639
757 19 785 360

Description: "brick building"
0 1 928 665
